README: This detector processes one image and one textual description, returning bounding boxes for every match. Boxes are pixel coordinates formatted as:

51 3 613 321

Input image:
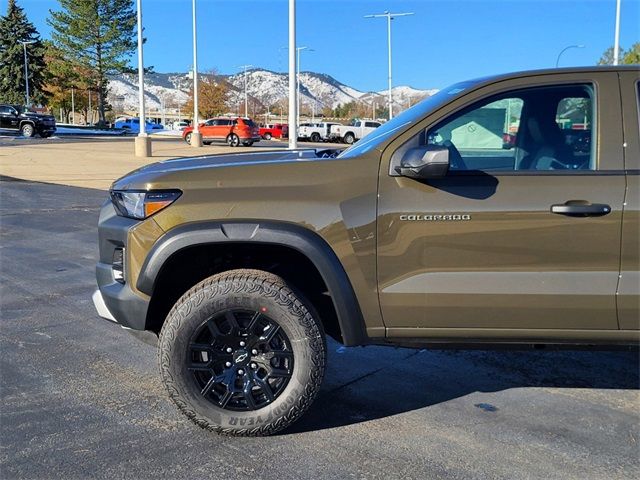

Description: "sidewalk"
0 136 287 190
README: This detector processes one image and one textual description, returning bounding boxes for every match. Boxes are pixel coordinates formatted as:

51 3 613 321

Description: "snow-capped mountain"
107 68 437 113
108 73 191 112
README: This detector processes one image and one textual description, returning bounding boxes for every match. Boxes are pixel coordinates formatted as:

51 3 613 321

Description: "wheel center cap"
233 350 249 365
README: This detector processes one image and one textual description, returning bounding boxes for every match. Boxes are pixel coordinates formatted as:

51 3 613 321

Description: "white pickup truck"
298 122 342 142
329 119 382 144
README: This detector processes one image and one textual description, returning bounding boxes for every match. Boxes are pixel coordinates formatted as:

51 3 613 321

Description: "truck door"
0 105 17 128
618 70 640 329
377 72 625 337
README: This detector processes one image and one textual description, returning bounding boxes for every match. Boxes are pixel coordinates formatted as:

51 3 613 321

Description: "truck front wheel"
20 123 35 138
343 132 355 144
310 132 321 142
158 269 327 436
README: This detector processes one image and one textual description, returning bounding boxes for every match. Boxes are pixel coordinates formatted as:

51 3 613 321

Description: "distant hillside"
107 68 438 113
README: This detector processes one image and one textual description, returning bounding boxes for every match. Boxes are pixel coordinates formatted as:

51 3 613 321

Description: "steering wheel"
442 140 468 170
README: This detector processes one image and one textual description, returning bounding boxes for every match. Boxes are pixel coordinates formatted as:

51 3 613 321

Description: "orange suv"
182 117 261 147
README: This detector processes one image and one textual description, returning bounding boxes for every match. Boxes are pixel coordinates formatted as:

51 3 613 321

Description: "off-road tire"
158 269 327 436
20 123 35 138
310 132 321 143
343 132 355 144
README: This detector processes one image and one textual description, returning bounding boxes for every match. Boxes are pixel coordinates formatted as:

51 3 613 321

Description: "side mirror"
395 145 450 179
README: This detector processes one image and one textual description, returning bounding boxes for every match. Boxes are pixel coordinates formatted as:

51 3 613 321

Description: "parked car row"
176 115 384 147
264 119 383 144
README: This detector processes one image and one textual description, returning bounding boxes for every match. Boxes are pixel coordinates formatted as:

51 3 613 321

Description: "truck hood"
111 148 343 190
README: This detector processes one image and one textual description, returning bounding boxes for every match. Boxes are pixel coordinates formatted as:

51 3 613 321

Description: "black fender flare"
137 220 369 346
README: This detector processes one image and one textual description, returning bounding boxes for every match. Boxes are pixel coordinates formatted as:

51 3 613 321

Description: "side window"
427 84 595 171
0 106 11 115
204 119 216 126
365 121 378 128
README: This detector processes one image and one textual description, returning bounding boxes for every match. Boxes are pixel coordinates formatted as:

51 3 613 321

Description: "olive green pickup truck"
93 66 639 436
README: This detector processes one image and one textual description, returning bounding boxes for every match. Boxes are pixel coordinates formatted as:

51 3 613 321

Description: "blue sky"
12 0 640 91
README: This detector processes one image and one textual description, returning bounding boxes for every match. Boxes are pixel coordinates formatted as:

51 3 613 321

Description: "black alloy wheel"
158 269 326 436
187 308 294 411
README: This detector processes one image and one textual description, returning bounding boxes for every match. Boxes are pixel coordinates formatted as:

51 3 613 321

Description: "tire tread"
158 269 325 437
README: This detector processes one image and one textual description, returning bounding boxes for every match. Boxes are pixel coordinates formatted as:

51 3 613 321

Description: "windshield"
337 81 477 158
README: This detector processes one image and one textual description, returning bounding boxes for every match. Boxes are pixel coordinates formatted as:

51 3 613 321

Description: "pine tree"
0 0 47 105
48 0 137 126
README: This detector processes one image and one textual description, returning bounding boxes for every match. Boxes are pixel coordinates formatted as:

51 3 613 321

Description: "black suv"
0 104 56 138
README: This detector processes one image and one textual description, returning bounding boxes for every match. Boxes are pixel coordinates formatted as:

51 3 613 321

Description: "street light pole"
288 0 297 149
237 65 253 117
134 0 151 157
71 87 75 124
613 0 621 65
365 11 413 120
191 0 202 147
555 44 585 67
19 40 36 106
296 46 307 127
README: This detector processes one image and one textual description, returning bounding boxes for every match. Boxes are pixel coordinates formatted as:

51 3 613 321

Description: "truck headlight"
110 190 181 219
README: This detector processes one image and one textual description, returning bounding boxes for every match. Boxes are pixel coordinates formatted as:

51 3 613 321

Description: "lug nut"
251 363 257 369
239 341 246 347
251 349 258 355
225 362 232 367
226 347 233 353
237 369 244 375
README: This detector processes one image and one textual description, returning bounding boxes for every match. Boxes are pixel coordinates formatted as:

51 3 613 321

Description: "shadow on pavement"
285 339 639 434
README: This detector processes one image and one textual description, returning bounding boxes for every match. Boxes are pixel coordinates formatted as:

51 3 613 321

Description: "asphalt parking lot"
1 138 639 479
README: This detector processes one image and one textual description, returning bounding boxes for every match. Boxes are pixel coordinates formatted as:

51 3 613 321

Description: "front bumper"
92 289 116 322
92 288 158 345
94 200 151 331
